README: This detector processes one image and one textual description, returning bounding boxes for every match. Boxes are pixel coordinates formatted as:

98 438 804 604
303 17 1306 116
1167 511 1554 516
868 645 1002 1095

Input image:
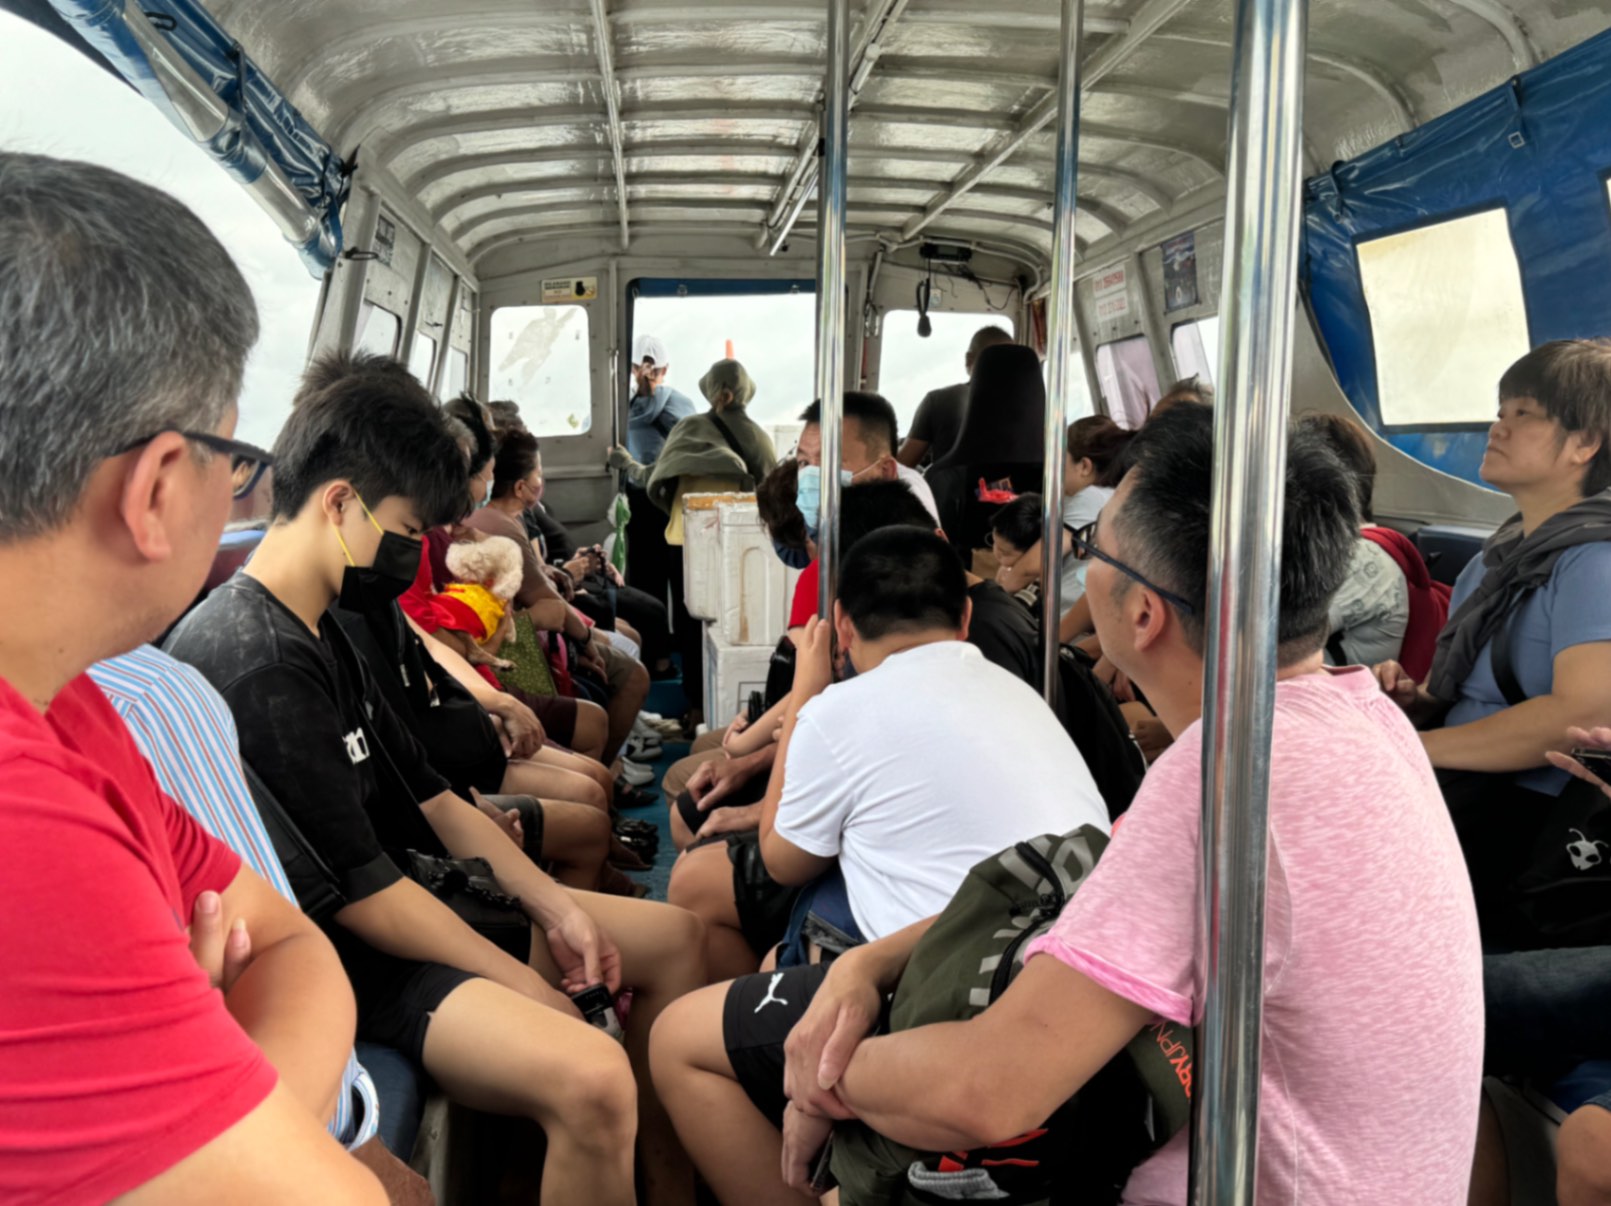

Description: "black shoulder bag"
1441 592 1611 949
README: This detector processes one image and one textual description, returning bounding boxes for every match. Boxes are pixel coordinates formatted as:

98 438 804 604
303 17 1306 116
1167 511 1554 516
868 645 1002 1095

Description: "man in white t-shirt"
758 527 1107 941
650 526 1110 1201
654 407 1486 1205
796 393 941 525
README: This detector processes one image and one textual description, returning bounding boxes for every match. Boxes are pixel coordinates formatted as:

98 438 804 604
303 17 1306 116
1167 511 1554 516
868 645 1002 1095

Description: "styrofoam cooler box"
681 492 752 621
717 500 797 646
769 422 804 460
703 625 776 725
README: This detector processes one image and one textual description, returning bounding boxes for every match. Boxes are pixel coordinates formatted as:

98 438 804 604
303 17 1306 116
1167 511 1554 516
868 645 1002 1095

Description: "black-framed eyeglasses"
114 429 274 500
1066 522 1197 617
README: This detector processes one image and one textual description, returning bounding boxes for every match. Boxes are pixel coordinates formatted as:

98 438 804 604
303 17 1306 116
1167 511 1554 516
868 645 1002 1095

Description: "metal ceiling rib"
587 0 631 248
894 0 1200 244
195 0 1611 273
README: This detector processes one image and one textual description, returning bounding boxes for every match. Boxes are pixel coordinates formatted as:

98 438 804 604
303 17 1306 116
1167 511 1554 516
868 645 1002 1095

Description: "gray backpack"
829 826 1193 1206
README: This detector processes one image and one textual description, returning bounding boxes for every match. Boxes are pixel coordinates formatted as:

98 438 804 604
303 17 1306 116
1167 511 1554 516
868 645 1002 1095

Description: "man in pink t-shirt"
694 406 1483 1204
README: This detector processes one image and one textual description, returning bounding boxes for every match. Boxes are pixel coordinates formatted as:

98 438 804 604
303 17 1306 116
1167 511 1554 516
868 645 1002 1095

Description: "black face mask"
338 530 423 613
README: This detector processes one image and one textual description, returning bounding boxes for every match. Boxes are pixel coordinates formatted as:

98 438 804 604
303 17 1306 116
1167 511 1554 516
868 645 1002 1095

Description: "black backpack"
1054 646 1147 822
829 826 1192 1206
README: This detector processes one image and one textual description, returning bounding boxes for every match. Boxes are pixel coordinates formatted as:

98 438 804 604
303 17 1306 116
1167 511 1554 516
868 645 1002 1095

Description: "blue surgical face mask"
772 537 813 570
476 476 494 509
794 464 855 537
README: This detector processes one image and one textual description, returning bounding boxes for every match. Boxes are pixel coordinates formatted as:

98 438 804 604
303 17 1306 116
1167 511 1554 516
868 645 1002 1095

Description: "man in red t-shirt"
0 153 383 1203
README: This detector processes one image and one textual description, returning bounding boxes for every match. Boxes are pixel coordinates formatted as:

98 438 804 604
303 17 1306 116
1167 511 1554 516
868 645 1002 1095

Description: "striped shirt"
89 645 380 1152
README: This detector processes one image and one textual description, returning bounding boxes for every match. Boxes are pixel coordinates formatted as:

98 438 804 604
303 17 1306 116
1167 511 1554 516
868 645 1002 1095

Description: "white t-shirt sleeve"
773 707 855 858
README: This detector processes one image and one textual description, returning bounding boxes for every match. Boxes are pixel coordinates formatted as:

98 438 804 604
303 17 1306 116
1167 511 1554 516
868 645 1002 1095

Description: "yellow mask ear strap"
352 490 385 535
333 522 358 568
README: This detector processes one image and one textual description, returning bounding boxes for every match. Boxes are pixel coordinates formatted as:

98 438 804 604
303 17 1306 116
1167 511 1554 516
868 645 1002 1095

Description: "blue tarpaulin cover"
1304 27 1611 485
45 0 347 274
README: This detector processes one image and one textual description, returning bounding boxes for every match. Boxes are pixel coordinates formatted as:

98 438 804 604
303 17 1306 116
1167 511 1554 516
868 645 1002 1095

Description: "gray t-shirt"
1326 536 1409 669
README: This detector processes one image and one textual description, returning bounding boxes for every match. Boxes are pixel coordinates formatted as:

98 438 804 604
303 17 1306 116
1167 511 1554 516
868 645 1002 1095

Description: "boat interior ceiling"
206 0 1611 282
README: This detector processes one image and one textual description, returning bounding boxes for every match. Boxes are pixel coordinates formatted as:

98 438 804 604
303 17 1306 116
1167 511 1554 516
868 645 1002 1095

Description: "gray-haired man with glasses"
0 152 385 1203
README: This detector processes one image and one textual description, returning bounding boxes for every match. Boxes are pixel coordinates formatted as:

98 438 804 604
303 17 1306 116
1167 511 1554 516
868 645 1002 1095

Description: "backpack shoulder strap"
1489 589 1533 708
705 410 748 459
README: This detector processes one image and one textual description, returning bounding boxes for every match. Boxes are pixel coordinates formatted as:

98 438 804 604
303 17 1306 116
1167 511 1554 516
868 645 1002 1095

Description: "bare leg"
537 799 611 889
503 757 608 813
422 978 638 1206
530 891 706 1206
602 654 651 765
650 982 817 1206
617 618 643 647
691 728 726 754
1560 1104 1611 1206
530 743 616 804
569 699 610 762
669 842 760 983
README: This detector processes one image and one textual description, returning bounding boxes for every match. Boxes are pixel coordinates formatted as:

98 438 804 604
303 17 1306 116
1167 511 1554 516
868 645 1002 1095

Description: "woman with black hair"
989 492 1054 614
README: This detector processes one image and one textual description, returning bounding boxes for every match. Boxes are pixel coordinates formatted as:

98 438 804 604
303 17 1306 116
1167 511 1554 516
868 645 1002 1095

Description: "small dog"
439 536 525 671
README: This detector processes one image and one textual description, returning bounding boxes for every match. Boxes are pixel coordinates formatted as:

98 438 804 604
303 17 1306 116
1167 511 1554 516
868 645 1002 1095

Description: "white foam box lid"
768 421 804 460
680 492 753 622
716 499 798 647
702 624 777 727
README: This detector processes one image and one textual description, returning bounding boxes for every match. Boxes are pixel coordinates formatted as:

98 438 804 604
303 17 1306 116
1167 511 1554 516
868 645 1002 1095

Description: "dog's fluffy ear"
445 540 485 580
480 536 526 600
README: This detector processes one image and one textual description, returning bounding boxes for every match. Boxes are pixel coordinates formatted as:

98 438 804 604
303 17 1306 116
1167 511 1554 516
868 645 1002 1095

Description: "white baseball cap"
633 333 669 367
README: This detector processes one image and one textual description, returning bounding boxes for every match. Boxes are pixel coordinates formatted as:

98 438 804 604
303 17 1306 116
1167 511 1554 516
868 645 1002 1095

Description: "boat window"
881 311 1018 437
442 346 469 401
408 332 437 388
631 289 817 429
488 304 593 436
1357 208 1530 427
1095 335 1161 429
1171 317 1221 392
354 302 401 358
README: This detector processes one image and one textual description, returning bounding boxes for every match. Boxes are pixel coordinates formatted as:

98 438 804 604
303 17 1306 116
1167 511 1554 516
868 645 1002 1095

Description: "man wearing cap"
625 334 697 465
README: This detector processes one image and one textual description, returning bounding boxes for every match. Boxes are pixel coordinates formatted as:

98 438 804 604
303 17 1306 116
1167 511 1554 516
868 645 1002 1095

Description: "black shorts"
334 930 479 1064
722 963 831 1129
671 775 768 837
718 829 802 957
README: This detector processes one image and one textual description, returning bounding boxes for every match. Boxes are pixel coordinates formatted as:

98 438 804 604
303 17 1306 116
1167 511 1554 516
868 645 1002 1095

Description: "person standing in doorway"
610 335 699 723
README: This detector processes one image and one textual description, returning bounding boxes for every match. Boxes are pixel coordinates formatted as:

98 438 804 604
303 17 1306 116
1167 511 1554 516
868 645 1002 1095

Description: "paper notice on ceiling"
543 276 598 303
1092 265 1130 320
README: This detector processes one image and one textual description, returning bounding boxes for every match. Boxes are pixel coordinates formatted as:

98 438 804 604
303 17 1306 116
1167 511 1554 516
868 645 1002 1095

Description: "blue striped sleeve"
89 645 379 1151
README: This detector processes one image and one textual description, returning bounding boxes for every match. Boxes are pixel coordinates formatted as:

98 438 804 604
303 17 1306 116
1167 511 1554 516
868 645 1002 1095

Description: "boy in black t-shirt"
166 353 704 1206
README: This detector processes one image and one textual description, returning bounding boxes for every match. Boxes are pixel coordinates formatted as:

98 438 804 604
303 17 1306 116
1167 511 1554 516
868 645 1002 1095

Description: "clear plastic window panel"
630 291 817 430
442 346 469 400
355 302 401 358
1171 317 1221 393
488 305 593 437
1095 336 1161 430
408 332 437 388
1356 209 1530 427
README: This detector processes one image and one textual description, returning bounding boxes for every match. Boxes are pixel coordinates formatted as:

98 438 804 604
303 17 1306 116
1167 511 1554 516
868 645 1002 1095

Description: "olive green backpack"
829 826 1194 1206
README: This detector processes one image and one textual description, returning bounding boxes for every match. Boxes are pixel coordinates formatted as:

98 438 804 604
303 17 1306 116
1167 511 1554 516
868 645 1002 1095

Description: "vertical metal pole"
815 0 849 615
1039 0 1084 705
1189 1 1307 1204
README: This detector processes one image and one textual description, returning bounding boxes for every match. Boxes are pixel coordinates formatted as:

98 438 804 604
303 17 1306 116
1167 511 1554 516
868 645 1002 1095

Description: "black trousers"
624 484 702 709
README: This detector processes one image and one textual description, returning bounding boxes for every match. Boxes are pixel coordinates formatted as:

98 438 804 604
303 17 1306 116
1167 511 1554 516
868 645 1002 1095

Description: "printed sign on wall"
542 276 598 303
1162 232 1199 312
1093 266 1130 321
